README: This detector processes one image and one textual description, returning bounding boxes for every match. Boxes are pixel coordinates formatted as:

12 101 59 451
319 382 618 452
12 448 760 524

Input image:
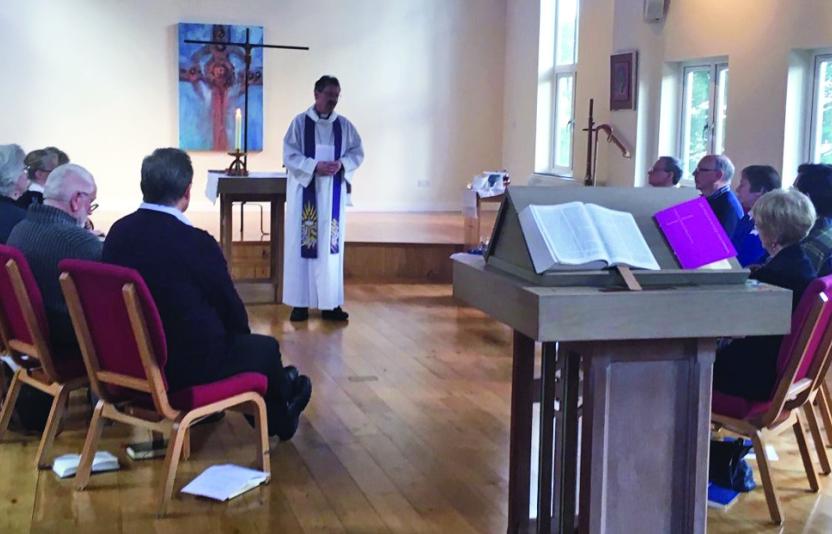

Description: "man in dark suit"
103 148 311 440
694 154 743 236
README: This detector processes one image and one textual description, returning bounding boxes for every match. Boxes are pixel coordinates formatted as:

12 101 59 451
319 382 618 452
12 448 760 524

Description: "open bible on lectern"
519 202 660 274
485 186 747 288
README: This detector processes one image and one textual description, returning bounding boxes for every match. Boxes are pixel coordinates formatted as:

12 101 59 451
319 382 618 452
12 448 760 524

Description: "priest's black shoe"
321 306 349 321
290 307 309 321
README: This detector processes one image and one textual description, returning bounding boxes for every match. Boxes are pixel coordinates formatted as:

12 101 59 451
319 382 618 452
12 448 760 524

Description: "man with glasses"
693 154 743 235
647 156 683 187
7 163 102 366
17 147 69 209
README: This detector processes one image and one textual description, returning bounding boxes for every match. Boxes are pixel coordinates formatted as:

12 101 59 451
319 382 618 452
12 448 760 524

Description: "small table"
206 172 287 304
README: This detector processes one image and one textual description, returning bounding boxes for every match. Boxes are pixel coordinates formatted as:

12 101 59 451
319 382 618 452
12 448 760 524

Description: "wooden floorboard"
1 283 831 533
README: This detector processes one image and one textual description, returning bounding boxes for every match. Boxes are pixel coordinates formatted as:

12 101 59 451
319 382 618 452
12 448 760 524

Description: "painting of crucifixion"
178 23 264 151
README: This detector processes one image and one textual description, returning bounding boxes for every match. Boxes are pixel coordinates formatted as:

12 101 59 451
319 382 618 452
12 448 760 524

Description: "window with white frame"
678 61 729 176
535 0 579 175
810 53 832 164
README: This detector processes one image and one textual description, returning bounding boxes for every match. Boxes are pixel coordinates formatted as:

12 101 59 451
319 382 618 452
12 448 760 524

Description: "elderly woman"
713 189 817 401
0 144 29 243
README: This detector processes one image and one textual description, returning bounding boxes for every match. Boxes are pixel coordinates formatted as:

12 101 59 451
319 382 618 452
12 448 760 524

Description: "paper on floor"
181 464 269 501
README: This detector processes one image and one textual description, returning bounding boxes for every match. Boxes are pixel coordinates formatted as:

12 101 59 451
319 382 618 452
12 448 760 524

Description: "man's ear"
184 183 192 200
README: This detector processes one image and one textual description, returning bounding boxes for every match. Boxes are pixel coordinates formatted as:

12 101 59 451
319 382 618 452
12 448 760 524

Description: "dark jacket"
0 195 26 243
714 243 817 401
102 209 250 388
16 189 44 209
707 186 743 237
731 213 768 267
6 204 102 358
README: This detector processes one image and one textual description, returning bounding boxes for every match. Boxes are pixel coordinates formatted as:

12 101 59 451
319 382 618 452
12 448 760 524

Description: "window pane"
538 0 555 75
536 80 553 171
555 0 579 67
554 74 574 168
682 69 712 175
815 59 832 163
714 66 729 155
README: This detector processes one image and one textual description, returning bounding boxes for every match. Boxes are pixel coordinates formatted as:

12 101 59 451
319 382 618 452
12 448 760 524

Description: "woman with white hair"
713 189 818 401
0 144 29 242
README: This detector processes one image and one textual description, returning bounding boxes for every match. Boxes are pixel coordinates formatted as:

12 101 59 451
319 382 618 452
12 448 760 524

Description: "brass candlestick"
227 150 248 176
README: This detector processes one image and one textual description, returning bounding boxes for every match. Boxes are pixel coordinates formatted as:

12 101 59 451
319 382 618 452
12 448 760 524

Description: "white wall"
503 0 832 188
0 0 506 213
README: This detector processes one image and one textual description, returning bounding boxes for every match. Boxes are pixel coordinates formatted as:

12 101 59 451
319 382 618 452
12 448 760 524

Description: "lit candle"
234 108 242 152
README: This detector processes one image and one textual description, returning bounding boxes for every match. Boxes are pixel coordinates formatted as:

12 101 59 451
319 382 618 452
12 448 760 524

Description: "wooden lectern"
452 186 793 534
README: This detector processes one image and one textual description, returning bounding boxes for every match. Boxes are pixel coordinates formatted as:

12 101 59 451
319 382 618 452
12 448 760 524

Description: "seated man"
103 148 311 440
0 144 29 243
731 165 781 267
17 147 68 209
7 163 102 361
794 163 832 273
713 189 817 402
694 154 743 236
647 156 683 187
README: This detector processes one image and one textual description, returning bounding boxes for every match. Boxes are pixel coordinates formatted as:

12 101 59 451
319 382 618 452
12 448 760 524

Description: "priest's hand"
315 161 341 175
315 161 336 175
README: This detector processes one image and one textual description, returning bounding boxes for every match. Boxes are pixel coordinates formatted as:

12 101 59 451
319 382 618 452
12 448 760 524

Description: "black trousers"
170 334 296 437
713 335 782 402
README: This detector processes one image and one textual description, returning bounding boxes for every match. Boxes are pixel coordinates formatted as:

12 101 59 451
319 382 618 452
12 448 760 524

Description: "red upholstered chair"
712 275 832 525
59 259 271 517
0 245 88 468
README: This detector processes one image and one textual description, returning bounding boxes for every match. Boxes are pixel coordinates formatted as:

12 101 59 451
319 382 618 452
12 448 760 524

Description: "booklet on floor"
181 464 270 501
52 451 120 479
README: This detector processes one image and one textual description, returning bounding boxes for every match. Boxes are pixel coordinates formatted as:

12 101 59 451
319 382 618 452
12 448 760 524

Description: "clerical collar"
139 202 192 226
28 182 45 193
315 110 332 120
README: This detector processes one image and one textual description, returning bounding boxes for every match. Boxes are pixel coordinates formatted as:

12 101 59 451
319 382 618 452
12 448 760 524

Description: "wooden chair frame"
784 319 832 475
60 273 271 517
712 291 831 525
817 380 832 447
0 257 87 468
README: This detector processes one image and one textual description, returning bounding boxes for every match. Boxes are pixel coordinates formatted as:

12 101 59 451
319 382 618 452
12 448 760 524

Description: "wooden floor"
1 283 831 533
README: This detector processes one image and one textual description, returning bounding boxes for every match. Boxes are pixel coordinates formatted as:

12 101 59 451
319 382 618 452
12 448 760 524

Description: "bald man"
7 163 101 361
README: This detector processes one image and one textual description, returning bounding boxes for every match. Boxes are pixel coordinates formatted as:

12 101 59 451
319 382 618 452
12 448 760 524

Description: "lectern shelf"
485 186 748 288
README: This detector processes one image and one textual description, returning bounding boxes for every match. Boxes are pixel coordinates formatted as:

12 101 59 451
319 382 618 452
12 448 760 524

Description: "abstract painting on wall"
178 23 263 151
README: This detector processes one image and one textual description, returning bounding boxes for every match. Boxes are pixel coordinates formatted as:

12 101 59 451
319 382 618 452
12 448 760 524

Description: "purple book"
654 196 737 269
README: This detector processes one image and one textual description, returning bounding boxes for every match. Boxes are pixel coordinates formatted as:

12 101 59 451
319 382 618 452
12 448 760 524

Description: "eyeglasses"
693 167 718 174
647 168 669 175
76 191 98 213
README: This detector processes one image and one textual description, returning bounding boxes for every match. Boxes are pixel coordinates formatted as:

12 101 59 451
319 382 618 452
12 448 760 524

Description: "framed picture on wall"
610 51 638 111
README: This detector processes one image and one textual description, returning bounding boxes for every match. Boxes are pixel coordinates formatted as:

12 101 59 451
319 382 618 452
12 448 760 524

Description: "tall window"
678 61 729 175
535 0 579 175
810 53 832 164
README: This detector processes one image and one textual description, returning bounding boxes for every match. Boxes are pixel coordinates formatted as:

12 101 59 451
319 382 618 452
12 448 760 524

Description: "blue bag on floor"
709 439 757 492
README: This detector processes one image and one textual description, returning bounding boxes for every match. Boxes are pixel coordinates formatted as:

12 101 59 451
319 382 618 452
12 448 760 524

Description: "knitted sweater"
7 204 102 315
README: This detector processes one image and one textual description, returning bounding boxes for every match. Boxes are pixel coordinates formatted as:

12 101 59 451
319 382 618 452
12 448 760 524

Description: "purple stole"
301 115 343 258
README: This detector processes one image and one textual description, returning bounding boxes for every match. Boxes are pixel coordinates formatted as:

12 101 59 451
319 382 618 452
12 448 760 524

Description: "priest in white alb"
282 75 364 322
